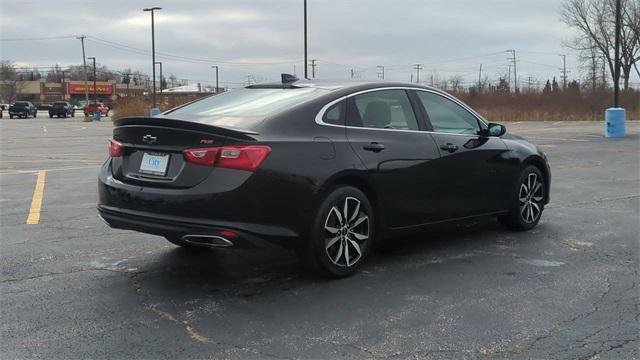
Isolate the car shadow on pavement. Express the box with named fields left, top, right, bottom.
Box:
left=136, top=217, right=520, bottom=296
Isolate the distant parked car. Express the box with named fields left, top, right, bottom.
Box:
left=49, top=101, right=75, bottom=118
left=84, top=103, right=109, bottom=116
left=0, top=104, right=8, bottom=118
left=9, top=101, right=37, bottom=118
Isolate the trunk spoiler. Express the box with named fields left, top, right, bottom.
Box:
left=114, top=116, right=259, bottom=140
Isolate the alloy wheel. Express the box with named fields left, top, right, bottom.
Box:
left=323, top=196, right=369, bottom=267
left=519, top=173, right=544, bottom=223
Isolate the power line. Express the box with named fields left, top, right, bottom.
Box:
left=0, top=35, right=77, bottom=41
left=86, top=36, right=300, bottom=66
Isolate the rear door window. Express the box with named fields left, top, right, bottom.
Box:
left=348, top=90, right=419, bottom=130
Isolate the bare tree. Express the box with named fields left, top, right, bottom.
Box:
left=561, top=0, right=639, bottom=89
left=0, top=60, right=22, bottom=103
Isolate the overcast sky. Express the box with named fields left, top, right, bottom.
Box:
left=1, top=0, right=590, bottom=89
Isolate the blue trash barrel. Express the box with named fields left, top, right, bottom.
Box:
left=93, top=111, right=101, bottom=121
left=605, top=108, right=625, bottom=138
left=150, top=107, right=161, bottom=117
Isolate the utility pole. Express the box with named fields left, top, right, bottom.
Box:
left=528, top=76, right=532, bottom=92
left=613, top=0, right=621, bottom=107
left=310, top=59, right=316, bottom=78
left=376, top=65, right=385, bottom=80
left=507, top=64, right=511, bottom=85
left=304, top=0, right=308, bottom=80
left=143, top=6, right=162, bottom=109
left=413, top=64, right=423, bottom=84
left=559, top=54, right=568, bottom=89
left=350, top=68, right=354, bottom=79
left=211, top=66, right=219, bottom=93
left=507, top=49, right=517, bottom=93
left=87, top=57, right=96, bottom=105
left=478, top=63, right=483, bottom=92
left=76, top=35, right=89, bottom=105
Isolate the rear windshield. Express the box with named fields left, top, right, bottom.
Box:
left=167, top=88, right=328, bottom=118
left=14, top=102, right=28, bottom=106
left=54, top=102, right=66, bottom=105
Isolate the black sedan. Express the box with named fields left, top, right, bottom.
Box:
left=98, top=77, right=550, bottom=277
left=49, top=101, right=75, bottom=118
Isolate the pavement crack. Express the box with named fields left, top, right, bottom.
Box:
left=0, top=266, right=129, bottom=283
left=547, top=194, right=640, bottom=209
left=129, top=272, right=289, bottom=359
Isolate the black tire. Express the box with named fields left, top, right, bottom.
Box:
left=499, top=165, right=546, bottom=231
left=49, top=114, right=53, bottom=118
left=33, top=111, right=37, bottom=118
left=165, top=236, right=201, bottom=249
left=9, top=115, right=13, bottom=119
left=71, top=111, right=75, bottom=117
left=302, top=186, right=374, bottom=277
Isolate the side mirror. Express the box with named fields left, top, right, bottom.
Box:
left=486, top=123, right=506, bottom=137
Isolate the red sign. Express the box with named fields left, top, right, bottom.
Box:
left=68, top=84, right=113, bottom=95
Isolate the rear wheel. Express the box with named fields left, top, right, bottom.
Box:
left=303, top=186, right=374, bottom=277
left=49, top=114, right=53, bottom=118
left=499, top=165, right=546, bottom=231
left=9, top=115, right=13, bottom=119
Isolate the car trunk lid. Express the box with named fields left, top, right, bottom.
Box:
left=111, top=117, right=259, bottom=188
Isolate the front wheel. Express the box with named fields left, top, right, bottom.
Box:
left=303, top=186, right=374, bottom=277
left=499, top=165, right=546, bottom=231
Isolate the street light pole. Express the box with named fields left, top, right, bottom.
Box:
left=613, top=0, right=621, bottom=107
left=155, top=61, right=163, bottom=94
left=87, top=57, right=96, bottom=105
left=304, top=0, right=308, bottom=80
left=143, top=7, right=162, bottom=109
left=211, top=66, right=219, bottom=93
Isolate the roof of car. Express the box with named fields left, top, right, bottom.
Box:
left=246, top=79, right=442, bottom=94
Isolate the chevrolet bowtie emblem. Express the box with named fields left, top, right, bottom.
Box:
left=142, top=135, right=157, bottom=144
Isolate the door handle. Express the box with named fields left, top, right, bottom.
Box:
left=440, top=143, right=459, bottom=153
left=363, top=142, right=385, bottom=152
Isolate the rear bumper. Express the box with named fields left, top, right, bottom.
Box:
left=97, top=205, right=294, bottom=249
left=97, top=159, right=314, bottom=249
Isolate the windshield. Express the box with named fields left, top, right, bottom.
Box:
left=167, top=87, right=328, bottom=119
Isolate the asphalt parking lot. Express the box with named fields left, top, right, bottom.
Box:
left=1, top=117, right=638, bottom=359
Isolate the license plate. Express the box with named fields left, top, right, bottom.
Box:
left=139, top=153, right=169, bottom=175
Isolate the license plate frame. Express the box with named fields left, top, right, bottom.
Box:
left=139, top=152, right=170, bottom=176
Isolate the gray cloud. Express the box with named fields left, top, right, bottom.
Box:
left=1, top=0, right=587, bottom=88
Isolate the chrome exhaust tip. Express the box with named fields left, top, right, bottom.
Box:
left=181, top=235, right=234, bottom=248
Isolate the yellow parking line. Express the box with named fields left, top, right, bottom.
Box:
left=26, top=170, right=46, bottom=225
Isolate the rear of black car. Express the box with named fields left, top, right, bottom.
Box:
left=49, top=102, right=72, bottom=117
left=98, top=87, right=331, bottom=249
left=9, top=102, right=33, bottom=118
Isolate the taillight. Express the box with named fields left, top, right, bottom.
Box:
left=183, top=147, right=219, bottom=167
left=183, top=145, right=271, bottom=172
left=108, top=139, right=123, bottom=157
